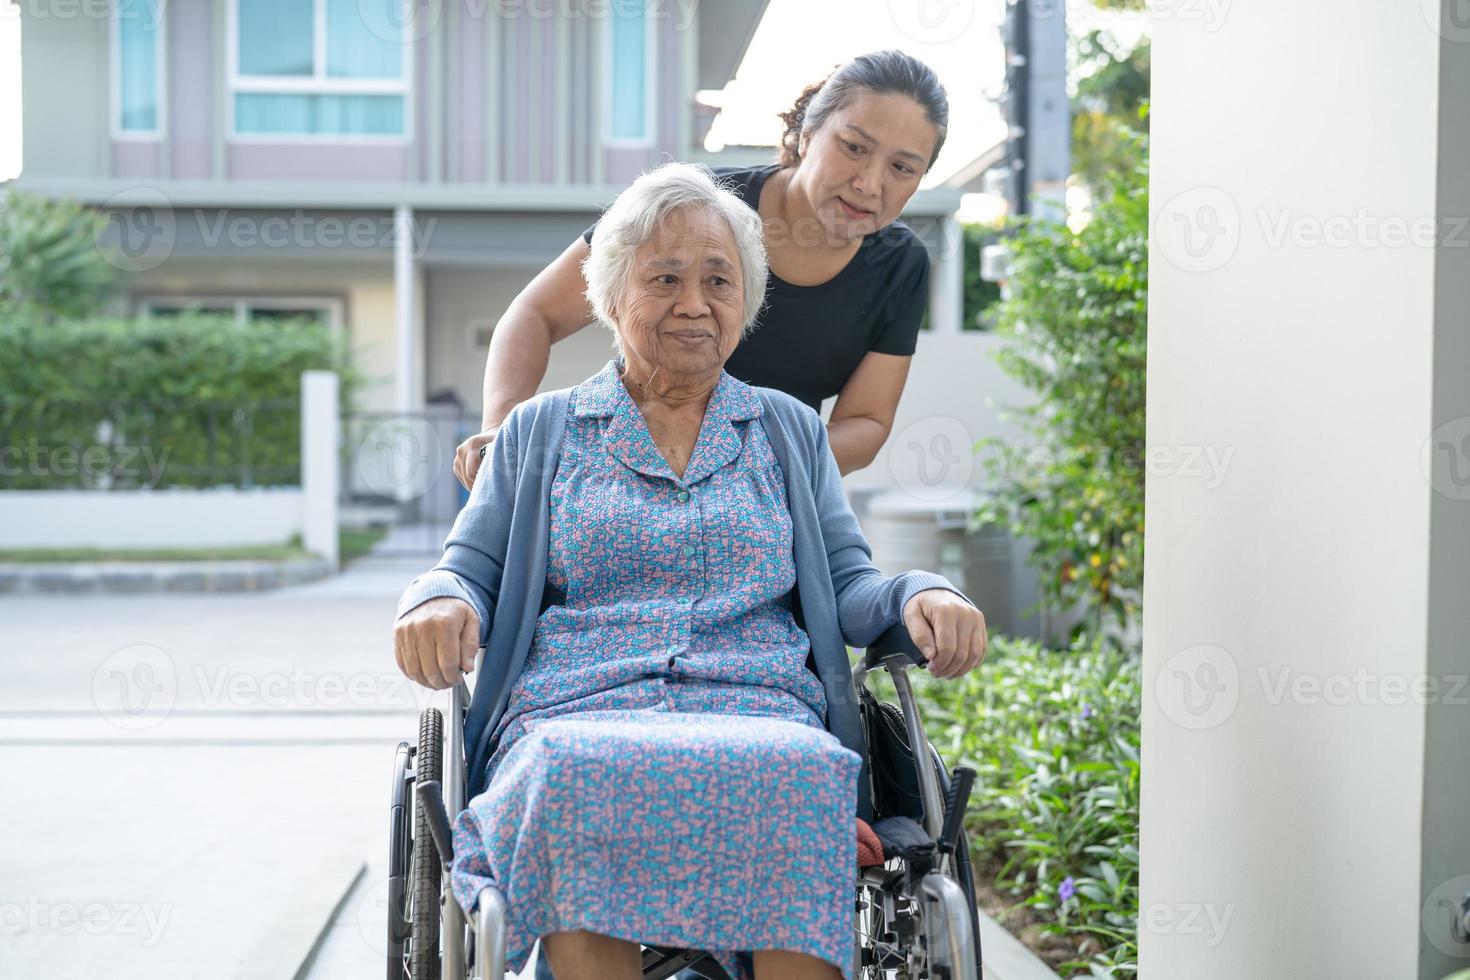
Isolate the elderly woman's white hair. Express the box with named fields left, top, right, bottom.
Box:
left=581, top=162, right=768, bottom=351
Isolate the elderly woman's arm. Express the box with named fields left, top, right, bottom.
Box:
left=394, top=414, right=522, bottom=688
left=805, top=413, right=988, bottom=677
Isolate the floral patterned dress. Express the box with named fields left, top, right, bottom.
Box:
left=447, top=359, right=862, bottom=980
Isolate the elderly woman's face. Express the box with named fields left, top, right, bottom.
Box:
left=612, top=206, right=745, bottom=379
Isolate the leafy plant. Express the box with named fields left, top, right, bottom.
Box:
left=977, top=123, right=1148, bottom=644
left=0, top=190, right=119, bottom=320
left=0, top=312, right=356, bottom=489
left=876, top=634, right=1142, bottom=976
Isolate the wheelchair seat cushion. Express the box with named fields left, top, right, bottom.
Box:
left=856, top=817, right=884, bottom=867
left=870, top=815, right=933, bottom=864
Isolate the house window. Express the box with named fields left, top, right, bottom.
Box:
left=229, top=0, right=410, bottom=138
left=139, top=296, right=344, bottom=332
left=112, top=0, right=166, bottom=137
left=605, top=0, right=655, bottom=144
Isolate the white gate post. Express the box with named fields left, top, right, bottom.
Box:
left=301, top=370, right=340, bottom=570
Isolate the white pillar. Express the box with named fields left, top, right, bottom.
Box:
left=927, top=215, right=965, bottom=335
left=394, top=203, right=419, bottom=416
left=1145, top=4, right=1470, bottom=979
left=300, top=370, right=340, bottom=570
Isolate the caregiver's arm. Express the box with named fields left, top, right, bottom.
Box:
left=807, top=413, right=986, bottom=677
left=452, top=237, right=597, bottom=490
left=827, top=351, right=912, bottom=475
left=397, top=413, right=522, bottom=689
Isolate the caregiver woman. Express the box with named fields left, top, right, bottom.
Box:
left=453, top=48, right=949, bottom=490
left=396, top=163, right=985, bottom=980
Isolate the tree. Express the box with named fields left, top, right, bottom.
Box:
left=0, top=190, right=118, bottom=321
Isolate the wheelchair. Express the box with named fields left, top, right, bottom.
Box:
left=386, top=621, right=984, bottom=980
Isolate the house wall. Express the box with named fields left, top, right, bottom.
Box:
left=18, top=6, right=111, bottom=178
left=21, top=0, right=697, bottom=186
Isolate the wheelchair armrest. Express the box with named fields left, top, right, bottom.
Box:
left=862, top=621, right=929, bottom=671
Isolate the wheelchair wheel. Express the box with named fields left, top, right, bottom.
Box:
left=409, top=708, right=444, bottom=979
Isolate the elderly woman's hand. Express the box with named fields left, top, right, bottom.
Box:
left=394, top=597, right=481, bottom=689
left=901, top=589, right=987, bottom=679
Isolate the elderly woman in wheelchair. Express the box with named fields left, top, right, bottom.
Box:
left=392, top=161, right=986, bottom=980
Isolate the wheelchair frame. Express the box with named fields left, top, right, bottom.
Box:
left=388, top=622, right=983, bottom=980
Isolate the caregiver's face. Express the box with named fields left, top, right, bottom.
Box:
left=798, top=90, right=937, bottom=243
left=612, top=206, right=746, bottom=380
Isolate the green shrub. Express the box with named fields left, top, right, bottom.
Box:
left=0, top=190, right=119, bottom=320
left=977, top=124, right=1149, bottom=644
left=0, top=313, right=354, bottom=489
left=885, top=634, right=1142, bottom=976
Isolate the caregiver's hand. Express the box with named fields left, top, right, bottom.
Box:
left=902, top=589, right=987, bottom=679
left=453, top=424, right=501, bottom=491
left=394, top=597, right=480, bottom=689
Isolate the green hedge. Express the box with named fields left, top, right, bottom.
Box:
left=0, top=314, right=354, bottom=489
left=878, top=634, right=1142, bottom=976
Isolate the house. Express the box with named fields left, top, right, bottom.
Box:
left=8, top=0, right=970, bottom=420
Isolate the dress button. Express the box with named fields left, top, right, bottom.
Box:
left=676, top=490, right=690, bottom=503
left=682, top=544, right=697, bottom=558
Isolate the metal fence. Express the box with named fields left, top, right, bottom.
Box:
left=339, top=406, right=478, bottom=556
left=0, top=397, right=302, bottom=490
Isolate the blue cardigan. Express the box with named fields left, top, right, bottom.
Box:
left=397, top=378, right=972, bottom=815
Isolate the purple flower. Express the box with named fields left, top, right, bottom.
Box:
left=1059, top=876, right=1076, bottom=902
left=1080, top=703, right=1093, bottom=720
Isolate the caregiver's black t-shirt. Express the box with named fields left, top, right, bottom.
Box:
left=581, top=163, right=930, bottom=415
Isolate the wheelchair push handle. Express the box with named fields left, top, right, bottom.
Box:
left=938, top=766, right=976, bottom=858
left=862, top=621, right=930, bottom=671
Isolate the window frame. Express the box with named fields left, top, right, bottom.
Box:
left=110, top=0, right=169, bottom=140
left=138, top=294, right=346, bottom=334
left=226, top=0, right=414, bottom=144
left=600, top=2, right=658, bottom=148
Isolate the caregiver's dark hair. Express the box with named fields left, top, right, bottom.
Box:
left=776, top=50, right=949, bottom=172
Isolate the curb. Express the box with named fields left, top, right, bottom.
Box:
left=0, top=556, right=333, bottom=594
left=977, top=905, right=1066, bottom=980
